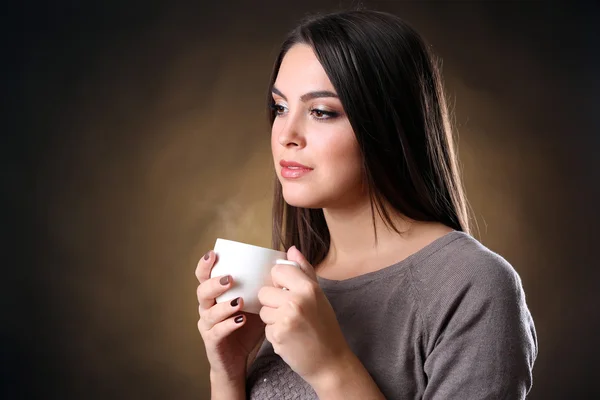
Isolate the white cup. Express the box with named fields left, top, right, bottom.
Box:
left=209, top=238, right=300, bottom=314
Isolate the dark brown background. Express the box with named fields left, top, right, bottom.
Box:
left=3, top=1, right=599, bottom=399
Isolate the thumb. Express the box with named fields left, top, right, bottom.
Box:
left=287, top=245, right=318, bottom=282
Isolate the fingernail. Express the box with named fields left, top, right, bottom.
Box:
left=230, top=297, right=239, bottom=307
left=203, top=252, right=210, bottom=260
left=234, top=315, right=244, bottom=324
left=220, top=275, right=230, bottom=285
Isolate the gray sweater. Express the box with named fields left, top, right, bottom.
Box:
left=246, top=231, right=537, bottom=399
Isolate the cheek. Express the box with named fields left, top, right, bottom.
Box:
left=323, top=129, right=359, bottom=163
left=319, top=132, right=362, bottom=181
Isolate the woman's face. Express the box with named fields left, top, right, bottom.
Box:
left=271, top=44, right=364, bottom=209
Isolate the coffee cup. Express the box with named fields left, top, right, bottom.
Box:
left=209, top=238, right=300, bottom=314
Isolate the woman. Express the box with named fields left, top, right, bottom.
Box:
left=195, top=10, right=537, bottom=400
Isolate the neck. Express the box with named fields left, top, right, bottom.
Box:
left=318, top=197, right=454, bottom=276
left=320, top=198, right=409, bottom=266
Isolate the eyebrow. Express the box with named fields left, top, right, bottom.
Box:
left=272, top=86, right=339, bottom=102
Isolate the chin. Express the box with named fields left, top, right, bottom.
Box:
left=281, top=185, right=326, bottom=209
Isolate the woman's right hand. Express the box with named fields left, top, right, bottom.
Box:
left=196, top=250, right=266, bottom=381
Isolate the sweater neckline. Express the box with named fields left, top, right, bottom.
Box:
left=317, top=230, right=466, bottom=292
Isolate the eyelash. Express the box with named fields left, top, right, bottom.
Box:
left=269, top=103, right=339, bottom=121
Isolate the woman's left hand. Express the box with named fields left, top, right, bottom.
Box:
left=257, top=246, right=351, bottom=386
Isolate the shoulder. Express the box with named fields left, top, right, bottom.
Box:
left=410, top=231, right=524, bottom=303
left=412, top=232, right=538, bottom=398
left=408, top=231, right=535, bottom=342
left=409, top=231, right=536, bottom=351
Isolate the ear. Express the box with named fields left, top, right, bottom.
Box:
left=286, top=246, right=318, bottom=282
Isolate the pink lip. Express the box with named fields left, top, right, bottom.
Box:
left=280, top=160, right=312, bottom=169
left=280, top=159, right=313, bottom=179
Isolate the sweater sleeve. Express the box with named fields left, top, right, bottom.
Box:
left=420, top=252, right=538, bottom=399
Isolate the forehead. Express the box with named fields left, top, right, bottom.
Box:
left=275, top=44, right=334, bottom=91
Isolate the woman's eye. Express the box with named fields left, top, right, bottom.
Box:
left=271, top=104, right=287, bottom=116
left=310, top=108, right=338, bottom=120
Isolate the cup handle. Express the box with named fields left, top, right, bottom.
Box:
left=275, top=259, right=300, bottom=268
left=275, top=259, right=301, bottom=290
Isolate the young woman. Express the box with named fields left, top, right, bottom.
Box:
left=195, top=10, right=537, bottom=400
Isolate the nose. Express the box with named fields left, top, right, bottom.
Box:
left=275, top=113, right=306, bottom=148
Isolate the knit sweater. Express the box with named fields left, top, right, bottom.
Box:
left=246, top=231, right=538, bottom=399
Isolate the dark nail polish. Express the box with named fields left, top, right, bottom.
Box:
left=234, top=315, right=244, bottom=324
left=220, top=276, right=230, bottom=285
left=230, top=297, right=239, bottom=307
left=203, top=252, right=210, bottom=260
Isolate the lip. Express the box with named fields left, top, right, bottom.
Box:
left=280, top=160, right=312, bottom=169
left=279, top=159, right=313, bottom=179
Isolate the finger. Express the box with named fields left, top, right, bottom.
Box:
left=258, top=285, right=292, bottom=308
left=197, top=274, right=233, bottom=311
left=259, top=305, right=278, bottom=325
left=265, top=324, right=281, bottom=346
left=195, top=250, right=215, bottom=283
left=271, top=263, right=316, bottom=293
left=200, top=314, right=246, bottom=340
left=199, top=296, right=244, bottom=331
left=205, top=313, right=247, bottom=340
left=287, top=246, right=318, bottom=281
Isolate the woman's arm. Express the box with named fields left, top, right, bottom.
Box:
left=209, top=371, right=245, bottom=400
left=309, top=350, right=386, bottom=400
left=210, top=335, right=265, bottom=400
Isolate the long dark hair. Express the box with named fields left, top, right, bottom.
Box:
left=268, top=10, right=472, bottom=266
